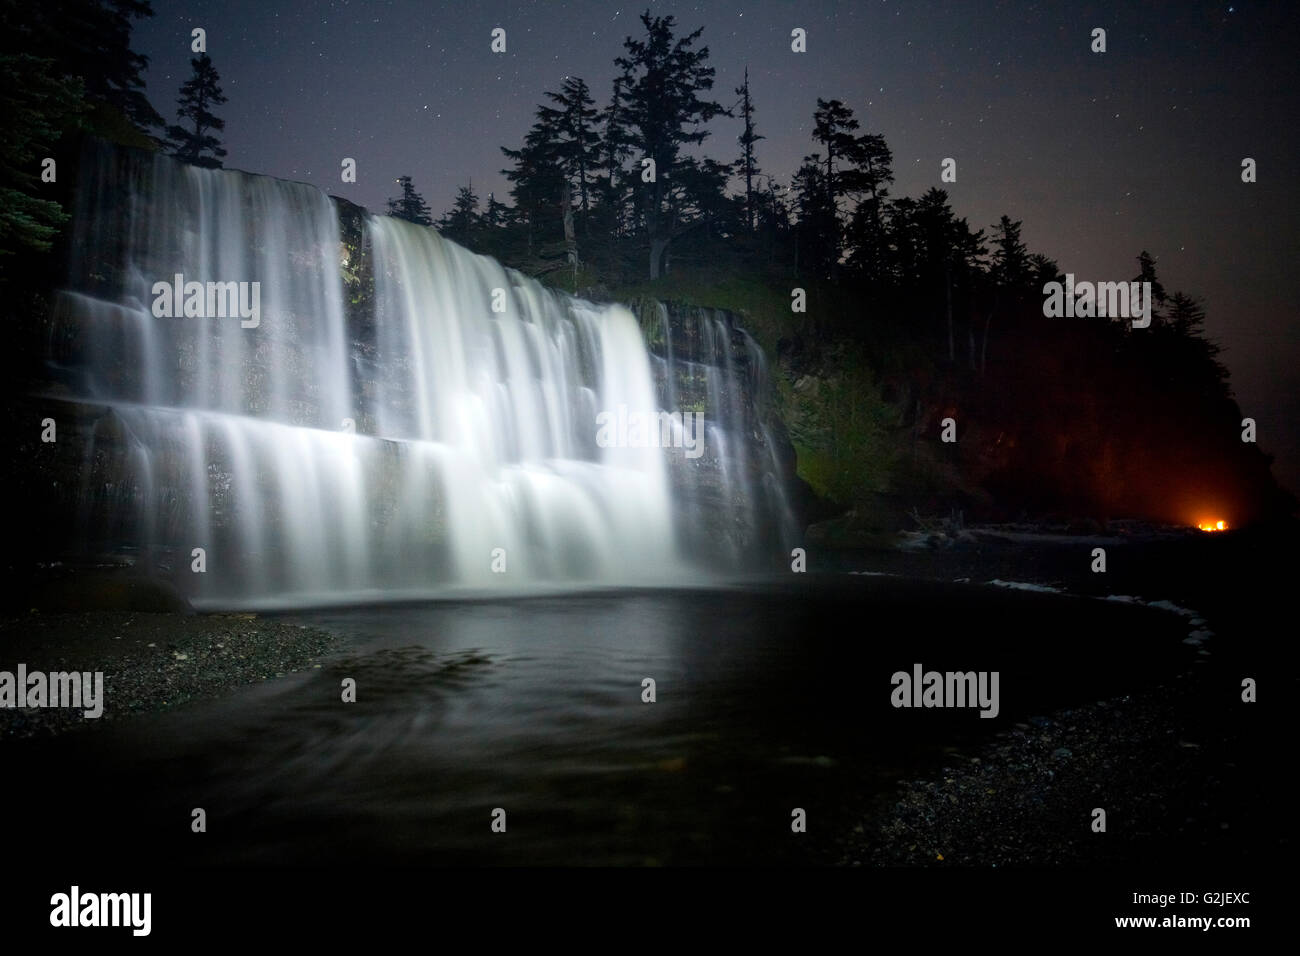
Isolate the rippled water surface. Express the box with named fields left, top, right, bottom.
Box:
left=5, top=578, right=1191, bottom=865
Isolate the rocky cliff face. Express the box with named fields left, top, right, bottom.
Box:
left=626, top=298, right=800, bottom=565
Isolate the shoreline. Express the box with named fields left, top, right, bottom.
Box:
left=838, top=665, right=1263, bottom=867
left=0, top=529, right=1278, bottom=869
left=0, top=610, right=342, bottom=739
left=818, top=526, right=1280, bottom=868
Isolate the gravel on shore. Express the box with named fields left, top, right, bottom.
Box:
left=836, top=670, right=1264, bottom=867
left=0, top=610, right=342, bottom=739
left=824, top=526, right=1279, bottom=869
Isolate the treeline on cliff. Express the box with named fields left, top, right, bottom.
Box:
left=422, top=10, right=1287, bottom=527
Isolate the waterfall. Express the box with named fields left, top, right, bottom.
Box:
left=641, top=302, right=800, bottom=564
left=48, top=143, right=793, bottom=606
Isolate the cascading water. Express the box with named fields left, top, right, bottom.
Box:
left=641, top=301, right=801, bottom=563
left=47, top=143, right=793, bottom=606
left=364, top=215, right=676, bottom=586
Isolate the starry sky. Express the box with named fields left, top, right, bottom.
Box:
left=133, top=0, right=1300, bottom=490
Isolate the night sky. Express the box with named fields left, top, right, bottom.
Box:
left=132, top=0, right=1299, bottom=490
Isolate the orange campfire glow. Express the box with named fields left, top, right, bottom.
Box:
left=1197, top=520, right=1227, bottom=532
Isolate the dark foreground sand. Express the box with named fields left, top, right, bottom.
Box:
left=0, top=610, right=341, bottom=739
left=824, top=524, right=1281, bottom=868
left=838, top=668, right=1265, bottom=867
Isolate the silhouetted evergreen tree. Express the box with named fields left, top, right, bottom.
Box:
left=166, top=53, right=226, bottom=168
left=1133, top=250, right=1168, bottom=325
left=811, top=98, right=893, bottom=272
left=538, top=77, right=602, bottom=224
left=915, top=191, right=986, bottom=364
left=438, top=183, right=481, bottom=243
left=453, top=183, right=481, bottom=226
left=614, top=10, right=728, bottom=278
left=664, top=155, right=737, bottom=257
left=0, top=0, right=160, bottom=272
left=979, top=215, right=1031, bottom=367
left=595, top=76, right=634, bottom=238
left=1029, top=253, right=1063, bottom=289
left=792, top=158, right=836, bottom=278
left=990, top=216, right=1030, bottom=292
left=502, top=118, right=566, bottom=257
left=0, top=54, right=85, bottom=267
left=482, top=192, right=509, bottom=231
left=843, top=190, right=891, bottom=284
left=386, top=176, right=433, bottom=227
left=753, top=176, right=791, bottom=267
left=1, top=0, right=163, bottom=142
left=734, top=67, right=763, bottom=232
